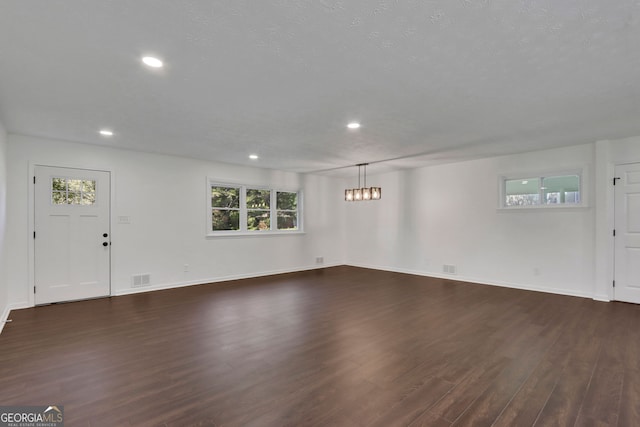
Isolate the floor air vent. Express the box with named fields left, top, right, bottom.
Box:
left=443, top=264, right=457, bottom=274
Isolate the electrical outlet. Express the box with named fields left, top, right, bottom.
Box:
left=315, top=257, right=324, bottom=264
left=183, top=264, right=189, bottom=273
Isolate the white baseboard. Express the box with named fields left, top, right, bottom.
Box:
left=346, top=262, right=596, bottom=300
left=113, top=263, right=342, bottom=297
left=0, top=302, right=28, bottom=334
left=0, top=304, right=10, bottom=335
left=3, top=262, right=603, bottom=337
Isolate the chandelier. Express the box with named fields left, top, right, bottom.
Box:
left=345, top=163, right=381, bottom=201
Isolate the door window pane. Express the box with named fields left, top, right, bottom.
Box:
left=52, top=191, right=67, bottom=204
left=68, top=192, right=81, bottom=204
left=52, top=178, right=66, bottom=191
left=51, top=177, right=96, bottom=205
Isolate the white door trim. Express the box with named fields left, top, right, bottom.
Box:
left=613, top=161, right=640, bottom=303
left=593, top=139, right=640, bottom=303
left=28, top=162, right=115, bottom=307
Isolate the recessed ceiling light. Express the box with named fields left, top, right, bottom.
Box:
left=249, top=154, right=259, bottom=160
left=99, top=129, right=114, bottom=137
left=347, top=122, right=361, bottom=129
left=142, top=56, right=163, bottom=68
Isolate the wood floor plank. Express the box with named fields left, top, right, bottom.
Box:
left=617, top=306, right=640, bottom=427
left=0, top=266, right=638, bottom=426
left=573, top=367, right=623, bottom=427
left=491, top=296, right=585, bottom=426
left=428, top=356, right=511, bottom=422
left=491, top=358, right=562, bottom=427
left=409, top=410, right=452, bottom=427
left=532, top=362, right=598, bottom=427
left=619, top=368, right=640, bottom=427
left=449, top=352, right=542, bottom=426
left=367, top=376, right=455, bottom=427
left=573, top=304, right=628, bottom=427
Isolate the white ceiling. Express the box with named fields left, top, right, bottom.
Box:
left=1, top=1, right=639, bottom=176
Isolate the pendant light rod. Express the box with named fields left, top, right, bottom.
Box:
left=364, top=164, right=367, bottom=188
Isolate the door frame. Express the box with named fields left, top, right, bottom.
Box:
left=592, top=142, right=640, bottom=303
left=612, top=161, right=640, bottom=302
left=28, top=162, right=114, bottom=307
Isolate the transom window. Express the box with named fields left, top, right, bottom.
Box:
left=502, top=173, right=581, bottom=208
left=52, top=177, right=96, bottom=205
left=210, top=182, right=301, bottom=234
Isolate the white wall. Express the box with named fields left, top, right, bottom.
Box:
left=346, top=143, right=598, bottom=298
left=6, top=134, right=345, bottom=307
left=5, top=132, right=640, bottom=313
left=0, top=122, right=8, bottom=331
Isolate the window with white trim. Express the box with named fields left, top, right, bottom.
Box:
left=209, top=182, right=301, bottom=234
left=276, top=191, right=298, bottom=230
left=501, top=173, right=581, bottom=208
left=211, top=186, right=241, bottom=231
left=246, top=188, right=271, bottom=231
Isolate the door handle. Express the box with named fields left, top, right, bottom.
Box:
left=103, top=242, right=109, bottom=247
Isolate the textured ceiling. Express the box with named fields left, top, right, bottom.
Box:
left=0, top=1, right=639, bottom=176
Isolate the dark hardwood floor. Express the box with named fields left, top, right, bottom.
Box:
left=1, top=266, right=639, bottom=426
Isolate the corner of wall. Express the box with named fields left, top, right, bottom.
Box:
left=593, top=140, right=614, bottom=301
left=344, top=144, right=600, bottom=300
left=0, top=121, right=9, bottom=331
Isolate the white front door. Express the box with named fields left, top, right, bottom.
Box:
left=34, top=166, right=111, bottom=304
left=614, top=162, right=640, bottom=303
